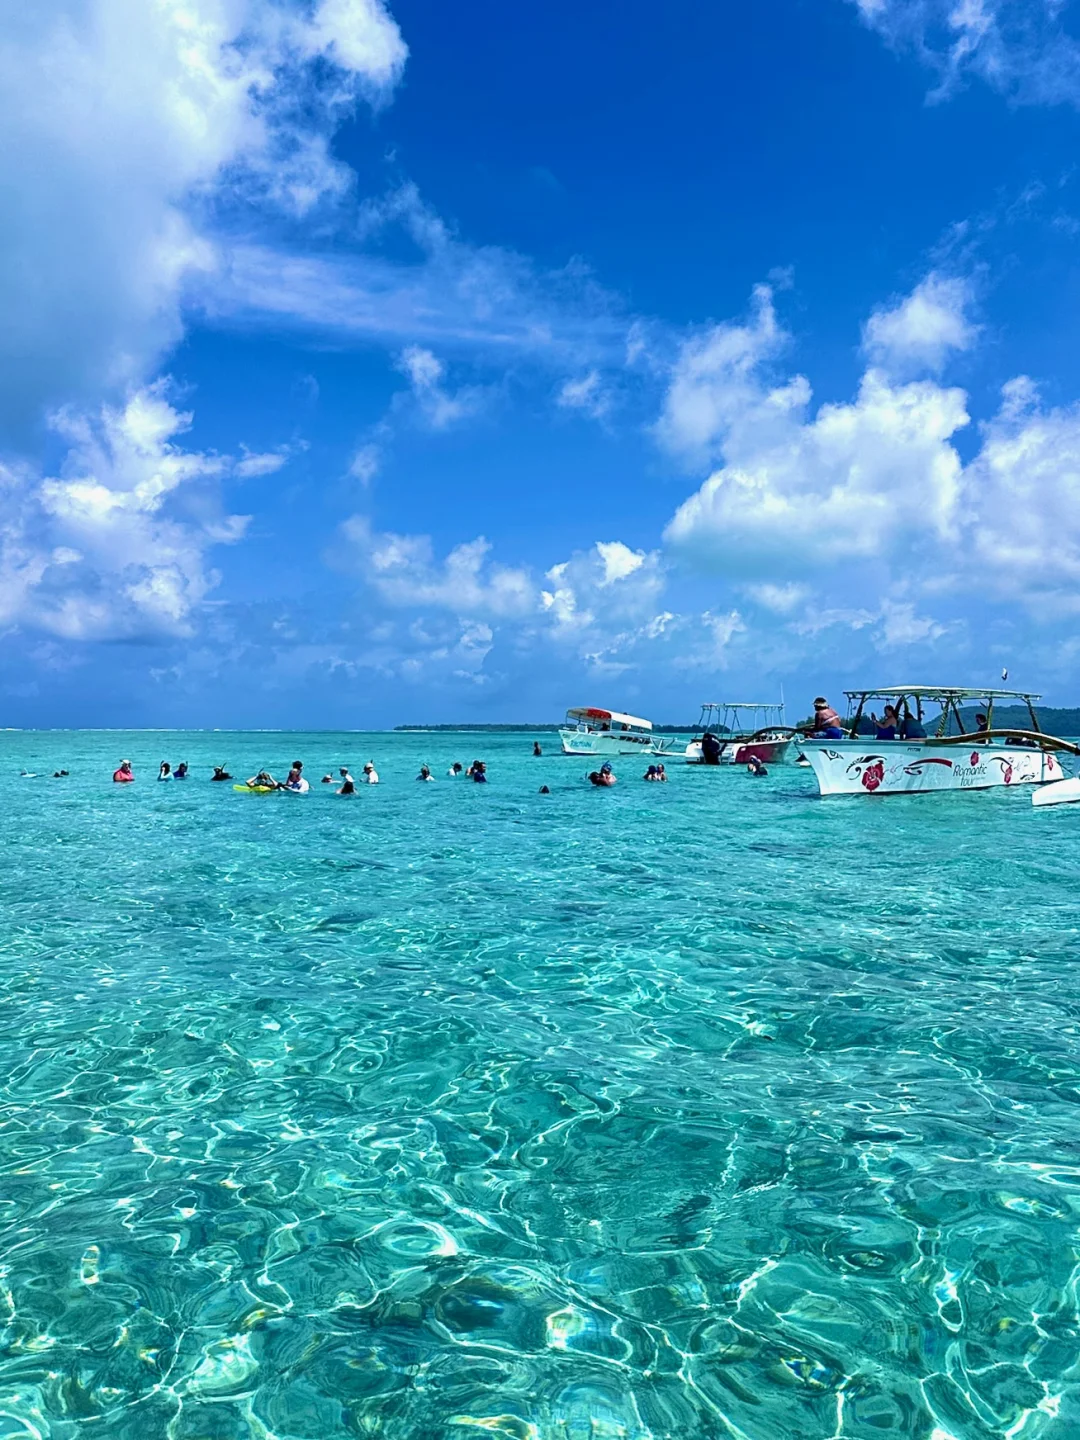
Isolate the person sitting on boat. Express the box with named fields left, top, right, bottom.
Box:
left=975, top=713, right=989, bottom=733
left=871, top=704, right=899, bottom=740
left=811, top=697, right=844, bottom=739
left=700, top=731, right=723, bottom=765
left=899, top=712, right=926, bottom=739
left=247, top=770, right=276, bottom=788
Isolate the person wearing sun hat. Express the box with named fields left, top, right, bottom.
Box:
left=360, top=761, right=379, bottom=784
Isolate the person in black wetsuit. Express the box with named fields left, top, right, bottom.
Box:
left=700, top=731, right=723, bottom=765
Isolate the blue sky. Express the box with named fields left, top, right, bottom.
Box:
left=5, top=0, right=1080, bottom=726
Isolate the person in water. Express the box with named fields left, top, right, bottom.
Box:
left=533, top=741, right=542, bottom=757
left=417, top=764, right=435, bottom=782
left=52, top=770, right=69, bottom=778
left=321, top=773, right=334, bottom=784
left=700, top=731, right=723, bottom=765
left=113, top=760, right=134, bottom=783
left=470, top=761, right=488, bottom=783
left=175, top=762, right=188, bottom=779
left=280, top=761, right=306, bottom=792
left=811, top=697, right=844, bottom=739
left=644, top=764, right=659, bottom=781
left=360, top=762, right=379, bottom=784
left=338, top=767, right=355, bottom=795
left=871, top=703, right=899, bottom=740
left=746, top=754, right=768, bottom=776
left=588, top=762, right=616, bottom=787
left=656, top=763, right=667, bottom=781
left=158, top=761, right=172, bottom=781
left=211, top=765, right=232, bottom=781
left=448, top=762, right=464, bottom=776
left=539, top=784, right=551, bottom=794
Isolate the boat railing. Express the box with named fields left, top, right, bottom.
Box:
left=933, top=729, right=1080, bottom=756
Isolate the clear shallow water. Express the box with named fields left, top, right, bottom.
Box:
left=2, top=730, right=1080, bottom=1439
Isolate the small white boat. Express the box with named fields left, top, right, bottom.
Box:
left=801, top=686, right=1078, bottom=797
left=559, top=707, right=674, bottom=757
left=1033, top=777, right=1080, bottom=807
left=684, top=702, right=795, bottom=766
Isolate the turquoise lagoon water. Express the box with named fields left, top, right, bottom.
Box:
left=2, top=729, right=1080, bottom=1439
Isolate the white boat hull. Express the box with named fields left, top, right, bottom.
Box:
left=802, top=740, right=1062, bottom=796
left=685, top=734, right=795, bottom=766
left=559, top=728, right=673, bottom=757
left=1033, top=776, right=1080, bottom=807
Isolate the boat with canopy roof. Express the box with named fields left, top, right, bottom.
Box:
left=800, top=686, right=1079, bottom=796
left=559, top=707, right=675, bottom=757
left=684, top=702, right=795, bottom=766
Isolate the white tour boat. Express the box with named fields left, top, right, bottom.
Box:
left=685, top=702, right=795, bottom=766
left=559, top=707, right=674, bottom=757
left=800, top=686, right=1078, bottom=797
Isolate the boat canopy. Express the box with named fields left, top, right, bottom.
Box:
left=840, top=685, right=1043, bottom=739
left=844, top=686, right=1041, bottom=703
left=564, top=707, right=653, bottom=731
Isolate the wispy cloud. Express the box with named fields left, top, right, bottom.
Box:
left=846, top=0, right=1080, bottom=108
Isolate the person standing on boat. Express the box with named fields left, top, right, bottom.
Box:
left=811, top=698, right=844, bottom=739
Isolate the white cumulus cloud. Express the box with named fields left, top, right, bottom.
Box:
left=863, top=272, right=978, bottom=374
left=1, top=383, right=255, bottom=639
left=0, top=0, right=407, bottom=433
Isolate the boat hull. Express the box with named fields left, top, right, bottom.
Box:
left=685, top=735, right=794, bottom=766
left=559, top=728, right=673, bottom=757
left=802, top=739, right=1062, bottom=796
